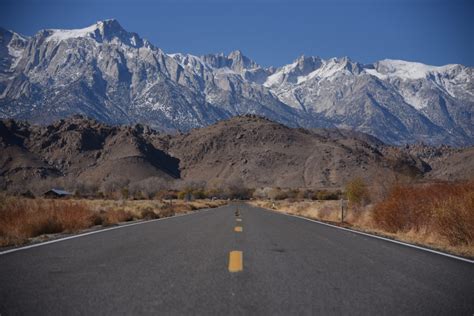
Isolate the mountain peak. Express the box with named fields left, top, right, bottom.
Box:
left=294, top=55, right=322, bottom=73
left=368, top=59, right=461, bottom=80
left=0, top=27, right=28, bottom=41
left=92, top=19, right=128, bottom=36
left=227, top=50, right=259, bottom=71
left=228, top=49, right=243, bottom=57
left=201, top=50, right=260, bottom=71
left=42, top=19, right=146, bottom=48
left=1, top=22, right=473, bottom=147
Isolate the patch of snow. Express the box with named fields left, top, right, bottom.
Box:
left=46, top=23, right=99, bottom=42
left=264, top=58, right=350, bottom=87
left=369, top=59, right=458, bottom=81
left=168, top=53, right=214, bottom=73
left=6, top=32, right=28, bottom=70
left=7, top=44, right=23, bottom=70
left=263, top=61, right=298, bottom=87
left=400, top=92, right=427, bottom=110
left=214, top=67, right=237, bottom=75
left=364, top=68, right=385, bottom=80
left=300, top=58, right=348, bottom=83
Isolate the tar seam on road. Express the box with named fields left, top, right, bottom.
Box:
left=260, top=208, right=474, bottom=264
left=234, top=226, right=243, bottom=232
left=228, top=251, right=243, bottom=272
left=0, top=209, right=214, bottom=256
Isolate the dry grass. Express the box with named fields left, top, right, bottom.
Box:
left=101, top=209, right=134, bottom=226
left=251, top=181, right=474, bottom=258
left=252, top=199, right=343, bottom=222
left=0, top=197, right=96, bottom=246
left=0, top=195, right=226, bottom=247
left=79, top=199, right=224, bottom=218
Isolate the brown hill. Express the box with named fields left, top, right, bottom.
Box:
left=165, top=116, right=428, bottom=188
left=0, top=116, right=179, bottom=194
left=0, top=115, right=472, bottom=195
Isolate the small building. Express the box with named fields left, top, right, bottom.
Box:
left=43, top=188, right=73, bottom=198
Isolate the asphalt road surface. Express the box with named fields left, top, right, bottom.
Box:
left=1, top=203, right=473, bottom=315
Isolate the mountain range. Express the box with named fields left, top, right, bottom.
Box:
left=3, top=115, right=472, bottom=194
left=1, top=19, right=473, bottom=146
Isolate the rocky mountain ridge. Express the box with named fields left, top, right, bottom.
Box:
left=1, top=115, right=472, bottom=194
left=0, top=19, right=473, bottom=145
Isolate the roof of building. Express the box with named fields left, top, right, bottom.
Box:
left=45, top=188, right=73, bottom=196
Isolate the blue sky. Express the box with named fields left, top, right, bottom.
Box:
left=1, top=0, right=473, bottom=67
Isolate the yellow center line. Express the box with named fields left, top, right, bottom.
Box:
left=234, top=226, right=243, bottom=232
left=228, top=251, right=243, bottom=272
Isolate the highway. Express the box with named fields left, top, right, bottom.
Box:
left=1, top=203, right=473, bottom=315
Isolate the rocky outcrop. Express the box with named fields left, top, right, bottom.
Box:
left=2, top=115, right=470, bottom=194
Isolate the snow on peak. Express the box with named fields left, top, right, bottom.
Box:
left=46, top=23, right=101, bottom=42
left=44, top=19, right=140, bottom=45
left=365, top=59, right=458, bottom=80
left=263, top=56, right=356, bottom=87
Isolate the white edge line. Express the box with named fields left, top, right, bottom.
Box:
left=0, top=208, right=214, bottom=256
left=256, top=206, right=474, bottom=264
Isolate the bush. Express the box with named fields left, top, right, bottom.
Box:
left=205, top=188, right=225, bottom=199
left=0, top=197, right=96, bottom=246
left=312, top=190, right=341, bottom=201
left=176, top=184, right=208, bottom=200
left=345, top=178, right=370, bottom=206
left=192, top=189, right=207, bottom=199
left=226, top=186, right=253, bottom=200
left=159, top=203, right=175, bottom=218
left=132, top=190, right=146, bottom=200
left=373, top=181, right=474, bottom=245
left=121, top=187, right=129, bottom=200
left=267, top=188, right=288, bottom=200
left=102, top=209, right=134, bottom=226
left=140, top=208, right=159, bottom=220
left=155, top=190, right=178, bottom=200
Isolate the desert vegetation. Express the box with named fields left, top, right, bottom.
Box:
left=372, top=181, right=474, bottom=247
left=2, top=174, right=473, bottom=258
left=252, top=179, right=474, bottom=258
left=0, top=194, right=225, bottom=247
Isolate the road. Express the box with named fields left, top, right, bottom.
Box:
left=1, top=203, right=473, bottom=315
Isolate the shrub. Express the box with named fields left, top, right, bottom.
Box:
left=205, top=188, right=225, bottom=199
left=176, top=184, right=209, bottom=200
left=226, top=187, right=253, bottom=200
left=0, top=197, right=96, bottom=246
left=102, top=209, right=134, bottom=226
left=140, top=208, right=159, bottom=220
left=159, top=203, right=175, bottom=218
left=373, top=181, right=474, bottom=245
left=121, top=187, right=129, bottom=200
left=312, top=190, right=341, bottom=201
left=345, top=178, right=370, bottom=206
left=132, top=190, right=145, bottom=200
left=192, top=189, right=207, bottom=199
left=267, top=188, right=288, bottom=200
left=155, top=190, right=178, bottom=200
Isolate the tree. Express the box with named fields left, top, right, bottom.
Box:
left=345, top=178, right=370, bottom=206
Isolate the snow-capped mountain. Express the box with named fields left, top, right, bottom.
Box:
left=1, top=19, right=473, bottom=145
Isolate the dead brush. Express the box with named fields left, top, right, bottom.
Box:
left=140, top=207, right=159, bottom=220
left=0, top=197, right=96, bottom=246
left=373, top=181, right=474, bottom=246
left=159, top=203, right=176, bottom=218
left=101, top=209, right=134, bottom=226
